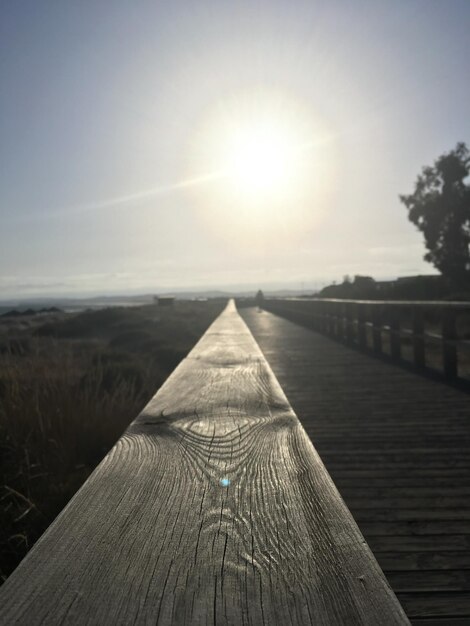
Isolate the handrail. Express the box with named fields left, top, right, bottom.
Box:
left=262, top=298, right=470, bottom=381
left=274, top=297, right=470, bottom=308
left=0, top=300, right=408, bottom=625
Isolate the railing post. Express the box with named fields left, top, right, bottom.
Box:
left=358, top=304, right=366, bottom=350
left=390, top=307, right=401, bottom=360
left=332, top=303, right=337, bottom=337
left=412, top=307, right=425, bottom=368
left=333, top=303, right=338, bottom=337
left=345, top=303, right=354, bottom=344
left=442, top=308, right=457, bottom=380
left=322, top=302, right=328, bottom=335
left=312, top=301, right=320, bottom=331
left=327, top=302, right=334, bottom=336
left=337, top=302, right=344, bottom=341
left=372, top=305, right=382, bottom=354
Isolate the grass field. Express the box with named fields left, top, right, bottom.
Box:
left=0, top=299, right=225, bottom=582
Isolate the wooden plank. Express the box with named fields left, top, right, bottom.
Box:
left=317, top=448, right=470, bottom=456
left=397, top=592, right=470, bottom=617
left=367, top=535, right=470, bottom=553
left=345, top=497, right=470, bottom=509
left=0, top=300, right=408, bottom=625
left=386, top=570, right=470, bottom=593
left=240, top=307, right=470, bottom=621
left=411, top=615, right=469, bottom=626
left=326, top=462, right=470, bottom=470
left=331, top=468, right=470, bottom=479
left=340, top=488, right=470, bottom=499
left=268, top=297, right=470, bottom=309
left=336, top=477, right=470, bottom=489
left=359, top=521, right=470, bottom=537
left=353, top=509, right=470, bottom=522
left=376, top=551, right=470, bottom=571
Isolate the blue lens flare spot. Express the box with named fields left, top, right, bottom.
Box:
left=220, top=478, right=230, bottom=487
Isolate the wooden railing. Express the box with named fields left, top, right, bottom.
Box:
left=262, top=298, right=470, bottom=382
left=0, top=300, right=408, bottom=625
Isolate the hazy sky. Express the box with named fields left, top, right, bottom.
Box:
left=1, top=1, right=469, bottom=298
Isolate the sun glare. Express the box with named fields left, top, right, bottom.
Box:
left=186, top=89, right=335, bottom=246
left=226, top=124, right=296, bottom=196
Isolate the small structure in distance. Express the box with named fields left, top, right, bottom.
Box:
left=154, top=295, right=175, bottom=307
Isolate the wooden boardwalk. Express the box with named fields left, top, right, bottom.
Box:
left=0, top=301, right=407, bottom=625
left=241, top=307, right=470, bottom=625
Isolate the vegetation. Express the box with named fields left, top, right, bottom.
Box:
left=0, top=299, right=225, bottom=582
left=317, top=274, right=460, bottom=301
left=400, top=142, right=470, bottom=286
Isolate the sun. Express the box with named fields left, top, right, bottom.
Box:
left=225, top=122, right=296, bottom=197
left=186, top=89, right=335, bottom=245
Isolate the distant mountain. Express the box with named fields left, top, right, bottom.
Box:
left=0, top=287, right=313, bottom=312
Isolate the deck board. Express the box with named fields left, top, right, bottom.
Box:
left=240, top=307, right=470, bottom=624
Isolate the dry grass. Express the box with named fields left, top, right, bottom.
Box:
left=0, top=300, right=225, bottom=581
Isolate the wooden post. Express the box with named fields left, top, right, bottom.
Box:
left=331, top=302, right=337, bottom=337
left=390, top=307, right=401, bottom=360
left=327, top=302, right=334, bottom=336
left=317, top=301, right=324, bottom=332
left=357, top=304, right=367, bottom=350
left=322, top=301, right=329, bottom=334
left=346, top=303, right=354, bottom=344
left=442, top=308, right=458, bottom=379
left=412, top=307, right=425, bottom=368
left=311, top=303, right=318, bottom=331
left=337, top=302, right=345, bottom=341
left=331, top=303, right=337, bottom=337
left=372, top=306, right=382, bottom=354
left=325, top=302, right=331, bottom=335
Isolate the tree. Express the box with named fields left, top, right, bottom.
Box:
left=255, top=289, right=264, bottom=304
left=400, top=143, right=470, bottom=286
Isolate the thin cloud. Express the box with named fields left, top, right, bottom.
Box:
left=7, top=170, right=226, bottom=224
left=45, top=170, right=227, bottom=219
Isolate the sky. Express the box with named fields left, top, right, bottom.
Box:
left=1, top=0, right=469, bottom=298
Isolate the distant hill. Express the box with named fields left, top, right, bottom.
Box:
left=0, top=288, right=311, bottom=313
left=0, top=307, right=62, bottom=318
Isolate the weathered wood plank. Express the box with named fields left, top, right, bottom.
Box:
left=337, top=478, right=470, bottom=489
left=386, top=570, right=470, bottom=593
left=411, top=615, right=469, bottom=626
left=345, top=497, right=470, bottom=509
left=359, top=521, right=470, bottom=537
left=240, top=306, right=470, bottom=622
left=352, top=509, right=470, bottom=522
left=373, top=551, right=470, bottom=571
left=340, top=488, right=470, bottom=498
left=397, top=592, right=470, bottom=617
left=0, top=301, right=408, bottom=625
left=367, top=535, right=470, bottom=553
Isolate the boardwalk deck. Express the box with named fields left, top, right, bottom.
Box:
left=0, top=301, right=407, bottom=625
left=240, top=306, right=470, bottom=625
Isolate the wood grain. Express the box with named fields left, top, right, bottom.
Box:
left=0, top=301, right=408, bottom=625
